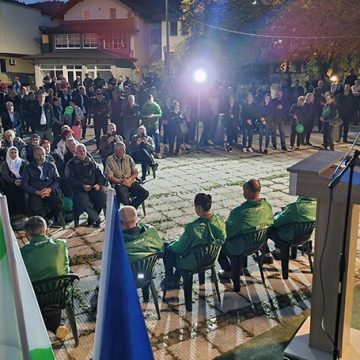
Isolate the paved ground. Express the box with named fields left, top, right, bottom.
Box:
left=16, top=124, right=360, bottom=359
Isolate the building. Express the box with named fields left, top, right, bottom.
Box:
left=27, top=0, right=185, bottom=86
left=0, top=0, right=52, bottom=85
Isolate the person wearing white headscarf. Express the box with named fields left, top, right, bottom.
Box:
left=0, top=146, right=26, bottom=216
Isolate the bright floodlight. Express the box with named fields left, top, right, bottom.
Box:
left=194, top=69, right=207, bottom=83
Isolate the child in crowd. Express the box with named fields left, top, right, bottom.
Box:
left=71, top=119, right=82, bottom=140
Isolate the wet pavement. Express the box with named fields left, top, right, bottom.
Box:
left=16, top=124, right=360, bottom=359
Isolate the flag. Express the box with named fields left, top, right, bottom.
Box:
left=93, top=189, right=153, bottom=360
left=0, top=196, right=54, bottom=360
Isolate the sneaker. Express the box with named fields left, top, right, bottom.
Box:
left=259, top=148, right=263, bottom=154
left=290, top=146, right=294, bottom=150
left=248, top=147, right=253, bottom=153
left=185, top=143, right=192, bottom=150
left=281, top=146, right=288, bottom=152
left=217, top=270, right=232, bottom=280
left=93, top=220, right=101, bottom=228
left=154, top=153, right=162, bottom=159
left=306, top=142, right=313, bottom=146
left=243, top=148, right=247, bottom=153
left=295, top=146, right=300, bottom=150
left=272, top=146, right=277, bottom=150
left=228, top=146, right=232, bottom=152
left=263, top=149, right=268, bottom=154
left=207, top=139, right=214, bottom=145
left=55, top=325, right=70, bottom=342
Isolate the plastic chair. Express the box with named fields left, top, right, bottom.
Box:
left=130, top=254, right=161, bottom=319
left=226, top=228, right=270, bottom=292
left=32, top=274, right=80, bottom=346
left=273, top=221, right=315, bottom=279
left=163, top=243, right=222, bottom=312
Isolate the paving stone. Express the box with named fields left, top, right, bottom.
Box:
left=53, top=346, right=69, bottom=360
left=68, top=245, right=94, bottom=258
left=71, top=264, right=94, bottom=278
left=66, top=332, right=94, bottom=359
left=66, top=237, right=86, bottom=248
left=167, top=335, right=221, bottom=360
left=273, top=305, right=305, bottom=322
left=239, top=315, right=279, bottom=336
left=153, top=348, right=175, bottom=360
left=213, top=291, right=251, bottom=314
left=91, top=242, right=104, bottom=253
left=237, top=280, right=279, bottom=305
left=206, top=324, right=252, bottom=353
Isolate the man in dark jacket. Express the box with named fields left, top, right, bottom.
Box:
left=65, top=144, right=106, bottom=227
left=73, top=86, right=91, bottom=139
left=29, top=92, right=54, bottom=141
left=91, top=89, right=109, bottom=149
left=270, top=90, right=288, bottom=151
left=21, top=146, right=63, bottom=222
left=1, top=101, right=22, bottom=134
left=337, top=84, right=354, bottom=143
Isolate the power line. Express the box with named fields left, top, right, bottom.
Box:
left=169, top=4, right=360, bottom=40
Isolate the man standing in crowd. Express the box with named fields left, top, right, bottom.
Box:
left=271, top=90, right=288, bottom=151
left=337, top=83, right=354, bottom=143
left=29, top=92, right=54, bottom=141
left=123, top=94, right=141, bottom=145
left=141, top=94, right=162, bottom=158
left=91, top=89, right=109, bottom=149
left=1, top=101, right=22, bottom=134
left=21, top=216, right=70, bottom=341
left=105, top=141, right=149, bottom=209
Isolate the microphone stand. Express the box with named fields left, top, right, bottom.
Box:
left=328, top=149, right=360, bottom=360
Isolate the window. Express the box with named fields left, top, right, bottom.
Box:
left=83, top=33, right=98, bottom=48
left=0, top=59, right=6, bottom=72
left=110, top=8, right=116, bottom=19
left=170, top=21, right=178, bottom=36
left=104, top=34, right=125, bottom=49
left=84, top=10, right=90, bottom=20
left=42, top=34, right=49, bottom=44
left=55, top=34, right=81, bottom=49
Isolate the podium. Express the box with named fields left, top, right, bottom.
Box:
left=284, top=151, right=360, bottom=360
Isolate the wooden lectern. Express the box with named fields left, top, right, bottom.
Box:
left=284, top=151, right=360, bottom=360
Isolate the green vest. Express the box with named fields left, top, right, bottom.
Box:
left=273, top=196, right=317, bottom=242
left=141, top=101, right=162, bottom=129
left=21, top=235, right=70, bottom=282
left=170, top=214, right=226, bottom=272
left=123, top=224, right=163, bottom=263
left=225, top=199, right=273, bottom=254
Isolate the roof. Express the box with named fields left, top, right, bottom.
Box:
left=58, top=0, right=182, bottom=21
left=27, top=1, right=66, bottom=18
left=41, top=18, right=138, bottom=33
left=24, top=49, right=136, bottom=67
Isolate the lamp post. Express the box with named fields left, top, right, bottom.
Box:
left=165, top=0, right=170, bottom=77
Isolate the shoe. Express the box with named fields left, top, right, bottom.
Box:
left=290, top=146, right=294, bottom=150
left=259, top=148, right=263, bottom=154
left=330, top=147, right=334, bottom=151
left=263, top=149, right=268, bottom=154
left=228, top=146, right=232, bottom=152
left=154, top=153, right=162, bottom=159
left=224, top=143, right=229, bottom=152
left=271, top=249, right=282, bottom=260
left=263, top=254, right=274, bottom=264
left=306, top=142, right=313, bottom=146
left=217, top=270, right=232, bottom=280
left=55, top=325, right=70, bottom=342
left=185, top=143, right=192, bottom=150
left=243, top=148, right=247, bottom=153
left=281, top=147, right=288, bottom=151
left=93, top=220, right=101, bottom=228
left=272, top=146, right=277, bottom=150
left=140, top=177, right=146, bottom=184
left=151, top=163, right=159, bottom=178
left=295, top=146, right=300, bottom=150
left=248, top=147, right=253, bottom=153
left=208, top=140, right=214, bottom=145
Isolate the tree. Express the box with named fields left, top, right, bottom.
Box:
left=181, top=0, right=360, bottom=80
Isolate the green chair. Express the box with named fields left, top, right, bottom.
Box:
left=226, top=228, right=270, bottom=292
left=130, top=253, right=161, bottom=319
left=163, top=243, right=222, bottom=312
left=32, top=274, right=80, bottom=346
left=272, top=221, right=315, bottom=279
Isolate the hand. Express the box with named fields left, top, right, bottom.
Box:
left=136, top=138, right=142, bottom=145
left=83, top=184, right=92, bottom=192
left=108, top=136, right=115, bottom=143
left=40, top=188, right=52, bottom=198
left=93, top=184, right=100, bottom=191
left=277, top=104, right=283, bottom=110
left=247, top=119, right=252, bottom=125
left=15, top=179, right=21, bottom=186
left=320, top=117, right=324, bottom=122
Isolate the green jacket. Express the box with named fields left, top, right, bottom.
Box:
left=225, top=199, right=273, bottom=254
left=123, top=224, right=163, bottom=263
left=273, top=196, right=317, bottom=242
left=21, top=235, right=70, bottom=282
left=170, top=214, right=226, bottom=272
left=141, top=101, right=162, bottom=129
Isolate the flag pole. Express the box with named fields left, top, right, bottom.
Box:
left=0, top=195, right=30, bottom=360
left=93, top=188, right=116, bottom=360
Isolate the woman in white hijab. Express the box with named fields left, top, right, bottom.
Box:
left=0, top=146, right=26, bottom=216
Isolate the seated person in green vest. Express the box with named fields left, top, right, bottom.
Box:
left=119, top=205, right=163, bottom=262
left=218, top=178, right=274, bottom=279
left=21, top=216, right=70, bottom=341
left=162, top=193, right=226, bottom=289
left=265, top=196, right=317, bottom=261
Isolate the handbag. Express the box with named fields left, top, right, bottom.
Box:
left=329, top=115, right=343, bottom=127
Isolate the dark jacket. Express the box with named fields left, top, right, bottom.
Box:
left=91, top=98, right=108, bottom=122
left=21, top=160, right=60, bottom=194
left=65, top=155, right=106, bottom=191
left=73, top=94, right=91, bottom=115
left=1, top=111, right=22, bottom=133
left=30, top=102, right=54, bottom=130
left=122, top=103, right=141, bottom=129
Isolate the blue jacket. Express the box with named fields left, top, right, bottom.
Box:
left=21, top=160, right=60, bottom=194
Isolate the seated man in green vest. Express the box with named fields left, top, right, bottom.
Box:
left=218, top=178, right=274, bottom=279
left=162, top=193, right=226, bottom=289
left=119, top=205, right=163, bottom=262
left=21, top=216, right=70, bottom=341
left=266, top=196, right=317, bottom=260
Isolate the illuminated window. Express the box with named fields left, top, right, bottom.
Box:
left=42, top=34, right=49, bottom=44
